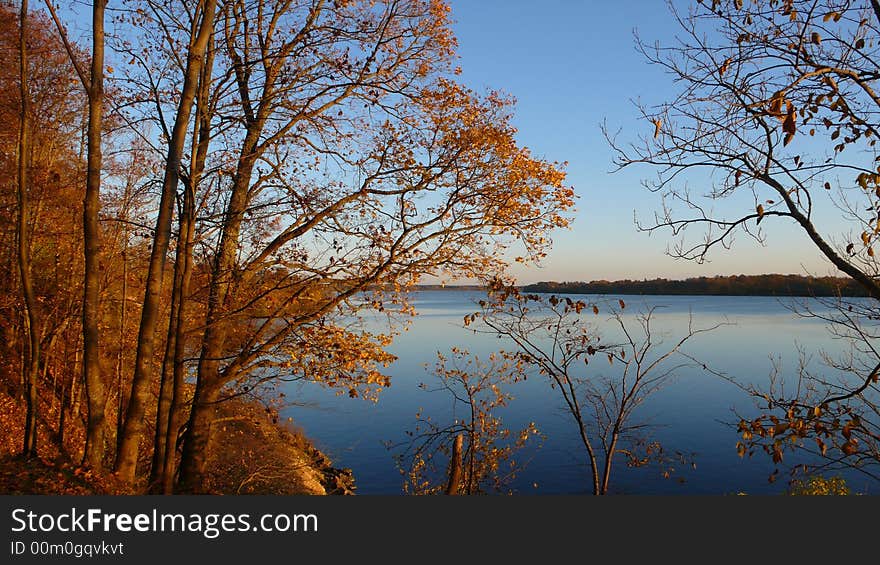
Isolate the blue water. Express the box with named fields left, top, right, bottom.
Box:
left=280, top=291, right=878, bottom=494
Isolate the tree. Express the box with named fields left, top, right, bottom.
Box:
left=1, top=1, right=89, bottom=460
left=44, top=0, right=109, bottom=470
left=115, top=0, right=218, bottom=487
left=151, top=28, right=217, bottom=494
left=16, top=0, right=40, bottom=458
left=465, top=283, right=711, bottom=494
left=174, top=0, right=574, bottom=492
left=610, top=0, right=880, bottom=483
left=0, top=0, right=571, bottom=492
left=393, top=349, right=540, bottom=495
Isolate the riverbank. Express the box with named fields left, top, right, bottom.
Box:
left=0, top=387, right=352, bottom=495
left=204, top=398, right=355, bottom=495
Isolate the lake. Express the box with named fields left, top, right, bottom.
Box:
left=280, top=291, right=877, bottom=494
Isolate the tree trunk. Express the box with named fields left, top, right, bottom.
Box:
left=71, top=347, right=81, bottom=419
left=178, top=120, right=262, bottom=491
left=178, top=151, right=261, bottom=492
left=177, top=381, right=221, bottom=493
left=445, top=434, right=464, bottom=495
left=81, top=0, right=107, bottom=471
left=116, top=0, right=218, bottom=484
left=18, top=0, right=40, bottom=458
left=152, top=39, right=214, bottom=493
left=150, top=251, right=181, bottom=490
left=115, top=246, right=127, bottom=456
left=159, top=204, right=196, bottom=494
left=58, top=372, right=67, bottom=447
left=600, top=432, right=620, bottom=496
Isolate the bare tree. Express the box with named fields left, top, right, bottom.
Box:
left=730, top=296, right=880, bottom=482
left=609, top=0, right=880, bottom=482
left=467, top=283, right=714, bottom=494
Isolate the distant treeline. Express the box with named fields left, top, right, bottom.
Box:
left=522, top=275, right=870, bottom=297
left=414, top=284, right=486, bottom=291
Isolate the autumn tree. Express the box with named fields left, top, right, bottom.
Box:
left=394, top=349, right=540, bottom=495
left=114, top=0, right=218, bottom=487
left=610, top=0, right=880, bottom=482
left=44, top=0, right=109, bottom=470
left=0, top=0, right=571, bottom=491
left=98, top=137, right=157, bottom=458
left=16, top=0, right=40, bottom=457
left=0, top=1, right=92, bottom=459
left=152, top=24, right=217, bottom=494
left=170, top=0, right=574, bottom=492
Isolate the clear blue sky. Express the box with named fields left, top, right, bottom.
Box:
left=448, top=0, right=840, bottom=283
left=58, top=0, right=843, bottom=283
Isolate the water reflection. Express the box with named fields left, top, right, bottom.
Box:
left=280, top=291, right=875, bottom=494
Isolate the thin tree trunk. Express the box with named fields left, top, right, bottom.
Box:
left=159, top=198, right=196, bottom=494
left=116, top=0, right=218, bottom=485
left=17, top=324, right=24, bottom=401
left=18, top=0, right=40, bottom=458
left=600, top=433, right=620, bottom=496
left=445, top=434, right=464, bottom=495
left=58, top=371, right=67, bottom=447
left=71, top=347, right=81, bottom=419
left=115, top=245, right=127, bottom=456
left=150, top=251, right=180, bottom=490
left=178, top=144, right=259, bottom=491
left=153, top=39, right=214, bottom=493
left=81, top=0, right=108, bottom=471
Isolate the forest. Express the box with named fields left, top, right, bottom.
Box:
left=0, top=0, right=572, bottom=494
left=523, top=275, right=870, bottom=297
left=2, top=0, right=880, bottom=496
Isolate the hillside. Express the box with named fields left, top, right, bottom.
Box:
left=0, top=386, right=353, bottom=495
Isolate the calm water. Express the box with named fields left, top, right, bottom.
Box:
left=280, top=291, right=877, bottom=494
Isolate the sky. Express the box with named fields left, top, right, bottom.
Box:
left=447, top=0, right=842, bottom=284
left=56, top=0, right=847, bottom=284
